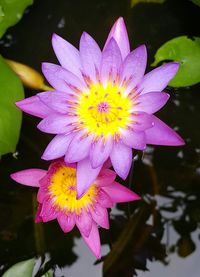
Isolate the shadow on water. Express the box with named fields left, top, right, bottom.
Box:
left=0, top=0, right=200, bottom=276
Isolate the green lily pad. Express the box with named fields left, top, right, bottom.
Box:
left=0, top=56, right=24, bottom=156
left=0, top=0, right=33, bottom=38
left=2, top=258, right=35, bottom=277
left=152, top=36, right=200, bottom=87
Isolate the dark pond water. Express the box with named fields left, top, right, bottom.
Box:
left=0, top=0, right=200, bottom=276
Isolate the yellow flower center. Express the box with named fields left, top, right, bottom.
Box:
left=48, top=165, right=99, bottom=214
left=76, top=83, right=132, bottom=137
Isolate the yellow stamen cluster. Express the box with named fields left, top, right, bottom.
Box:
left=48, top=165, right=99, bottom=214
left=76, top=83, right=132, bottom=137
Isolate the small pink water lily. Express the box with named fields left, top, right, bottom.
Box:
left=11, top=159, right=140, bottom=259
left=16, top=17, right=184, bottom=197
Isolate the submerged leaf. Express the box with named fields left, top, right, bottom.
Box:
left=0, top=0, right=33, bottom=38
left=190, top=0, right=200, bottom=7
left=152, top=36, right=200, bottom=87
left=131, top=0, right=166, bottom=8
left=0, top=56, right=24, bottom=156
left=2, top=258, right=35, bottom=277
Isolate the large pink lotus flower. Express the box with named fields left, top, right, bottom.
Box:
left=10, top=159, right=140, bottom=258
left=16, top=17, right=184, bottom=197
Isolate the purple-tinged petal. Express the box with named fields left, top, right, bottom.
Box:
left=96, top=168, right=116, bottom=186
left=103, top=181, right=141, bottom=203
left=104, top=17, right=130, bottom=60
left=101, top=38, right=122, bottom=86
left=42, top=63, right=87, bottom=94
left=10, top=169, right=47, bottom=187
left=16, top=96, right=52, bottom=118
left=57, top=213, right=75, bottom=233
left=37, top=91, right=74, bottom=114
left=79, top=32, right=102, bottom=82
left=130, top=112, right=154, bottom=131
left=121, top=129, right=146, bottom=150
left=110, top=142, right=132, bottom=179
left=145, top=115, right=185, bottom=146
left=52, top=33, right=82, bottom=79
left=37, top=114, right=76, bottom=134
left=65, top=132, right=93, bottom=163
left=42, top=133, right=74, bottom=160
left=81, top=221, right=101, bottom=259
left=138, top=62, right=180, bottom=94
left=121, top=45, right=147, bottom=93
left=75, top=210, right=93, bottom=237
left=97, top=190, right=113, bottom=208
left=134, top=92, right=170, bottom=114
left=102, top=158, right=112, bottom=169
left=90, top=204, right=109, bottom=229
left=76, top=158, right=102, bottom=199
left=90, top=136, right=113, bottom=168
left=40, top=199, right=58, bottom=222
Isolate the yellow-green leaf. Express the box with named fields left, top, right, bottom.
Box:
left=0, top=56, right=24, bottom=156
left=152, top=36, right=200, bottom=87
left=2, top=258, right=35, bottom=277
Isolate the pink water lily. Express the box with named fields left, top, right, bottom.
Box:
left=10, top=159, right=140, bottom=259
left=16, top=17, right=184, bottom=197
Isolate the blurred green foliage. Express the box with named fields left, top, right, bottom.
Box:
left=0, top=0, right=33, bottom=38
left=2, top=258, right=35, bottom=277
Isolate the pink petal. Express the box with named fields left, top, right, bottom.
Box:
left=90, top=204, right=109, bottom=229
left=138, top=62, right=180, bottom=94
left=101, top=38, right=122, bottom=86
left=35, top=204, right=43, bottom=223
left=42, top=133, right=74, bottom=160
left=38, top=91, right=74, bottom=114
left=104, top=17, right=130, bottom=60
left=16, top=96, right=52, bottom=118
left=121, top=45, right=147, bottom=93
left=102, top=158, right=112, bottom=169
left=145, top=115, right=185, bottom=146
left=96, top=168, right=116, bottom=186
left=75, top=210, right=93, bottom=237
left=57, top=213, right=75, bottom=233
left=40, top=199, right=58, bottom=222
left=10, top=169, right=47, bottom=187
left=79, top=32, right=102, bottom=82
left=65, top=132, right=93, bottom=163
left=103, top=181, right=140, bottom=203
left=134, top=92, right=170, bottom=114
left=110, top=142, right=132, bottom=179
left=130, top=112, right=154, bottom=131
left=121, top=129, right=146, bottom=150
left=90, top=136, right=113, bottom=168
left=76, top=158, right=102, bottom=199
left=81, top=221, right=101, bottom=259
left=42, top=63, right=87, bottom=93
left=97, top=190, right=113, bottom=208
left=52, top=33, right=82, bottom=79
left=37, top=114, right=76, bottom=134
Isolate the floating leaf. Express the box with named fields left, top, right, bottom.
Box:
left=41, top=270, right=53, bottom=277
left=0, top=56, right=24, bottom=156
left=177, top=236, right=196, bottom=257
left=2, top=258, right=35, bottom=277
left=152, top=36, right=200, bottom=87
left=0, top=0, right=33, bottom=38
left=131, top=0, right=166, bottom=8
